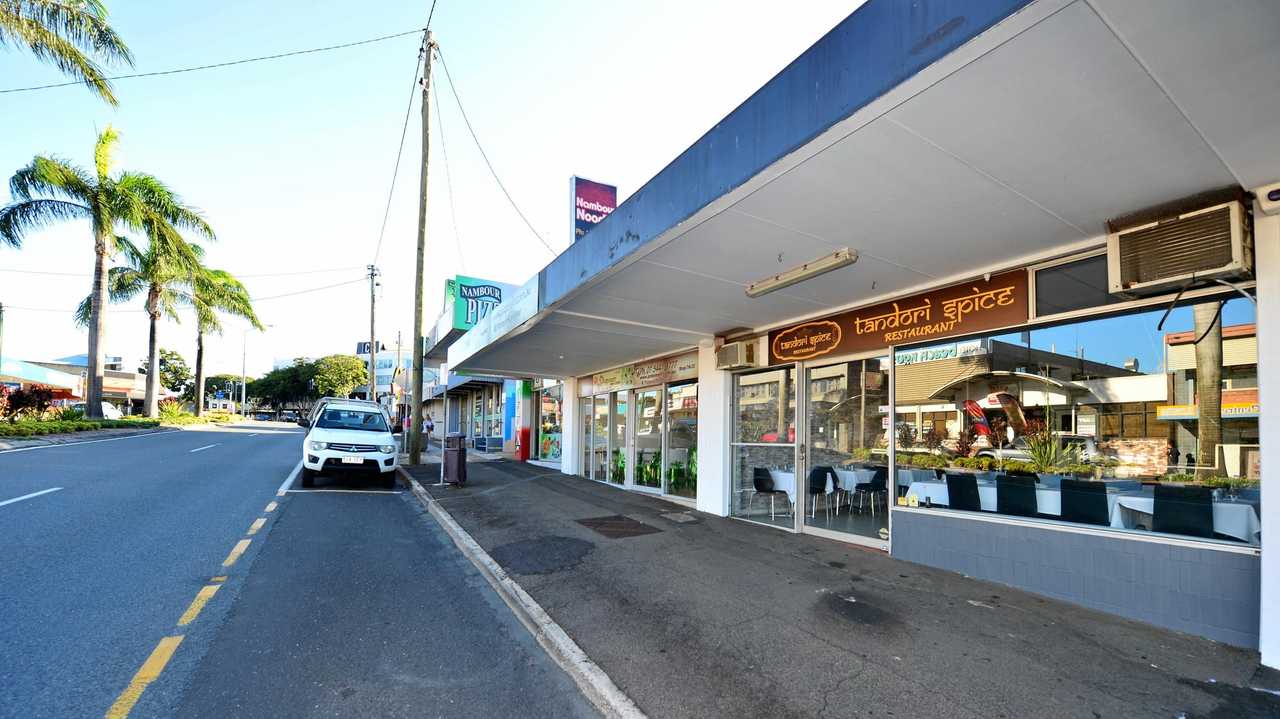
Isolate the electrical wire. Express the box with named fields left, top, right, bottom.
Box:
left=433, top=64, right=467, bottom=273
left=0, top=266, right=363, bottom=279
left=0, top=28, right=426, bottom=95
left=4, top=277, right=365, bottom=312
left=371, top=32, right=427, bottom=265
left=435, top=47, right=556, bottom=255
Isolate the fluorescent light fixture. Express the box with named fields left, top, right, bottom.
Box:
left=745, top=248, right=857, bottom=298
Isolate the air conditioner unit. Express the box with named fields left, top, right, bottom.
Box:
left=1107, top=200, right=1252, bottom=297
left=715, top=340, right=757, bottom=371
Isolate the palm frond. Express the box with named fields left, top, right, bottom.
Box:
left=9, top=155, right=95, bottom=202
left=0, top=198, right=90, bottom=248
left=93, top=124, right=119, bottom=181
left=115, top=172, right=215, bottom=240
left=0, top=0, right=133, bottom=104
left=73, top=292, right=93, bottom=327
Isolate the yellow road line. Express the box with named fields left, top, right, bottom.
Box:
left=177, top=585, right=220, bottom=626
left=104, top=635, right=183, bottom=719
left=246, top=517, right=266, bottom=536
left=221, top=539, right=251, bottom=568
left=210, top=576, right=227, bottom=583
left=264, top=501, right=277, bottom=513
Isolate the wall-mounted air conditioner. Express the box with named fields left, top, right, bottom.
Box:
left=1107, top=200, right=1253, bottom=298
left=715, top=340, right=757, bottom=371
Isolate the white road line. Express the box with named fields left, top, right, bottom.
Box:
left=247, top=433, right=259, bottom=437
left=277, top=461, right=302, bottom=496
left=286, top=489, right=402, bottom=494
left=0, top=487, right=64, bottom=508
left=189, top=444, right=220, bottom=453
left=0, top=429, right=181, bottom=455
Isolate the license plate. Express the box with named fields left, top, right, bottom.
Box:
left=340, top=455, right=364, bottom=465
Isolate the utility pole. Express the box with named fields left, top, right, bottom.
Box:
left=367, top=264, right=380, bottom=402
left=409, top=29, right=436, bottom=465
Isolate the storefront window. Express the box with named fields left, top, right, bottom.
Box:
left=592, top=394, right=609, bottom=482
left=538, top=385, right=562, bottom=461
left=730, top=368, right=796, bottom=528
left=634, top=388, right=663, bottom=489
left=897, top=295, right=1260, bottom=547
left=666, top=382, right=698, bottom=498
left=580, top=395, right=593, bottom=479
left=610, top=391, right=627, bottom=484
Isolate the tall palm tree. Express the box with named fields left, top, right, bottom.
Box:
left=76, top=235, right=204, bottom=416
left=0, top=0, right=133, bottom=105
left=1, top=125, right=214, bottom=418
left=189, top=268, right=261, bottom=417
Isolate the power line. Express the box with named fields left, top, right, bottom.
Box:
left=0, top=28, right=426, bottom=95
left=371, top=32, right=427, bottom=265
left=0, top=266, right=363, bottom=279
left=5, top=277, right=365, bottom=312
left=433, top=64, right=467, bottom=273
left=435, top=47, right=556, bottom=255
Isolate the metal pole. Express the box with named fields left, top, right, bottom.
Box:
left=368, top=264, right=378, bottom=402
left=436, top=389, right=448, bottom=485
left=240, top=329, right=247, bottom=414
left=409, top=30, right=435, bottom=465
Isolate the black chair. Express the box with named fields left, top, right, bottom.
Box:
left=1153, top=485, right=1213, bottom=538
left=807, top=467, right=836, bottom=521
left=945, top=473, right=982, bottom=512
left=750, top=467, right=791, bottom=520
left=853, top=469, right=888, bottom=517
left=995, top=474, right=1038, bottom=517
left=1059, top=479, right=1109, bottom=526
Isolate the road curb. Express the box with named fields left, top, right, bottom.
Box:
left=397, top=466, right=646, bottom=719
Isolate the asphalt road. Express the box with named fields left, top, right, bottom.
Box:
left=0, top=423, right=596, bottom=718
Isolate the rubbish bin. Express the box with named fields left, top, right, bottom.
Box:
left=444, top=432, right=467, bottom=486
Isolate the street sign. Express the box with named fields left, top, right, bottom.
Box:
left=214, top=390, right=224, bottom=399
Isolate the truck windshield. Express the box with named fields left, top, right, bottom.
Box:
left=316, top=409, right=388, bottom=432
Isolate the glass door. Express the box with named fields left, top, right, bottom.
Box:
left=730, top=367, right=796, bottom=529
left=666, top=382, right=698, bottom=499
left=632, top=387, right=664, bottom=491
left=592, top=394, right=609, bottom=481
left=579, top=395, right=593, bottom=479
left=609, top=391, right=627, bottom=485
left=803, top=357, right=890, bottom=544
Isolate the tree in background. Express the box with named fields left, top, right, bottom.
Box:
left=248, top=360, right=316, bottom=413
left=0, top=0, right=133, bottom=105
left=312, top=355, right=368, bottom=398
left=138, top=348, right=192, bottom=396
left=1, top=127, right=213, bottom=418
left=189, top=269, right=260, bottom=416
left=76, top=229, right=208, bottom=417
left=187, top=373, right=247, bottom=404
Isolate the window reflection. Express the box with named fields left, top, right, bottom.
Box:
left=895, top=296, right=1260, bottom=546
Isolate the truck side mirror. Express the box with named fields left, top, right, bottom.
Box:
left=296, top=418, right=310, bottom=428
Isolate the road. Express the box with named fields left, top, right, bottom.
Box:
left=0, top=423, right=596, bottom=718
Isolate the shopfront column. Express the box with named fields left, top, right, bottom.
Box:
left=695, top=340, right=730, bottom=516
left=562, top=377, right=581, bottom=476
left=1254, top=197, right=1280, bottom=668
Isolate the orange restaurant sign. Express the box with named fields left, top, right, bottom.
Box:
left=768, top=270, right=1029, bottom=364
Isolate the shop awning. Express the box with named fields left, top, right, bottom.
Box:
left=0, top=358, right=83, bottom=397
left=450, top=0, right=1280, bottom=380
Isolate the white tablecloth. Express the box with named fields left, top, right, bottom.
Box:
left=833, top=469, right=877, bottom=492
left=769, top=470, right=797, bottom=502
left=905, top=481, right=1127, bottom=518
left=1109, top=495, right=1261, bottom=543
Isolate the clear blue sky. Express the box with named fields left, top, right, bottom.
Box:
left=0, top=0, right=857, bottom=377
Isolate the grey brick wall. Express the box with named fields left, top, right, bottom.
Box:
left=890, top=509, right=1260, bottom=648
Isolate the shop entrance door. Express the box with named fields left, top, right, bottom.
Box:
left=729, top=367, right=797, bottom=530
left=801, top=356, right=891, bottom=547
left=631, top=386, right=664, bottom=492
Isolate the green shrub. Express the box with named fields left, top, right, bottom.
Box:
left=912, top=453, right=947, bottom=469
left=1002, top=460, right=1037, bottom=475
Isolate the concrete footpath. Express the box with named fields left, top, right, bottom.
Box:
left=403, top=459, right=1280, bottom=719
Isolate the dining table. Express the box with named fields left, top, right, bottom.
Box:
left=1109, top=495, right=1261, bottom=543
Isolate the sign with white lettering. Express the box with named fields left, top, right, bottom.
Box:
left=571, top=176, right=617, bottom=242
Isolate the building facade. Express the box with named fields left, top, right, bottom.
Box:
left=442, top=0, right=1280, bottom=661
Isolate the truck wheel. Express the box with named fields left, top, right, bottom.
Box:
left=301, top=467, right=316, bottom=488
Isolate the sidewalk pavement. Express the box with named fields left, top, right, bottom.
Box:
left=402, top=459, right=1280, bottom=719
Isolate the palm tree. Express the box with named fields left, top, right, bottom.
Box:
left=1, top=126, right=214, bottom=418
left=0, top=0, right=133, bottom=105
left=76, top=235, right=204, bottom=416
left=189, top=268, right=261, bottom=417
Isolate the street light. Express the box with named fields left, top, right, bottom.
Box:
left=241, top=324, right=274, bottom=414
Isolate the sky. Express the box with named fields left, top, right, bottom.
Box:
left=0, top=0, right=858, bottom=379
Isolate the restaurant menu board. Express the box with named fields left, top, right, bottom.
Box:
left=590, top=352, right=698, bottom=395
left=768, top=270, right=1029, bottom=364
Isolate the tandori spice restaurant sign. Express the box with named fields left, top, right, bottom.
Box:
left=768, top=270, right=1028, bottom=364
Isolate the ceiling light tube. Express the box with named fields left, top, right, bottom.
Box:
left=745, top=248, right=857, bottom=298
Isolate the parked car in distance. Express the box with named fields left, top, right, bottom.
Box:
left=298, top=401, right=399, bottom=489
left=70, top=401, right=123, bottom=420
left=280, top=410, right=298, bottom=422
left=976, top=433, right=1100, bottom=464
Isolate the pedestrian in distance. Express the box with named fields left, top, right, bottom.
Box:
left=424, top=414, right=435, bottom=444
